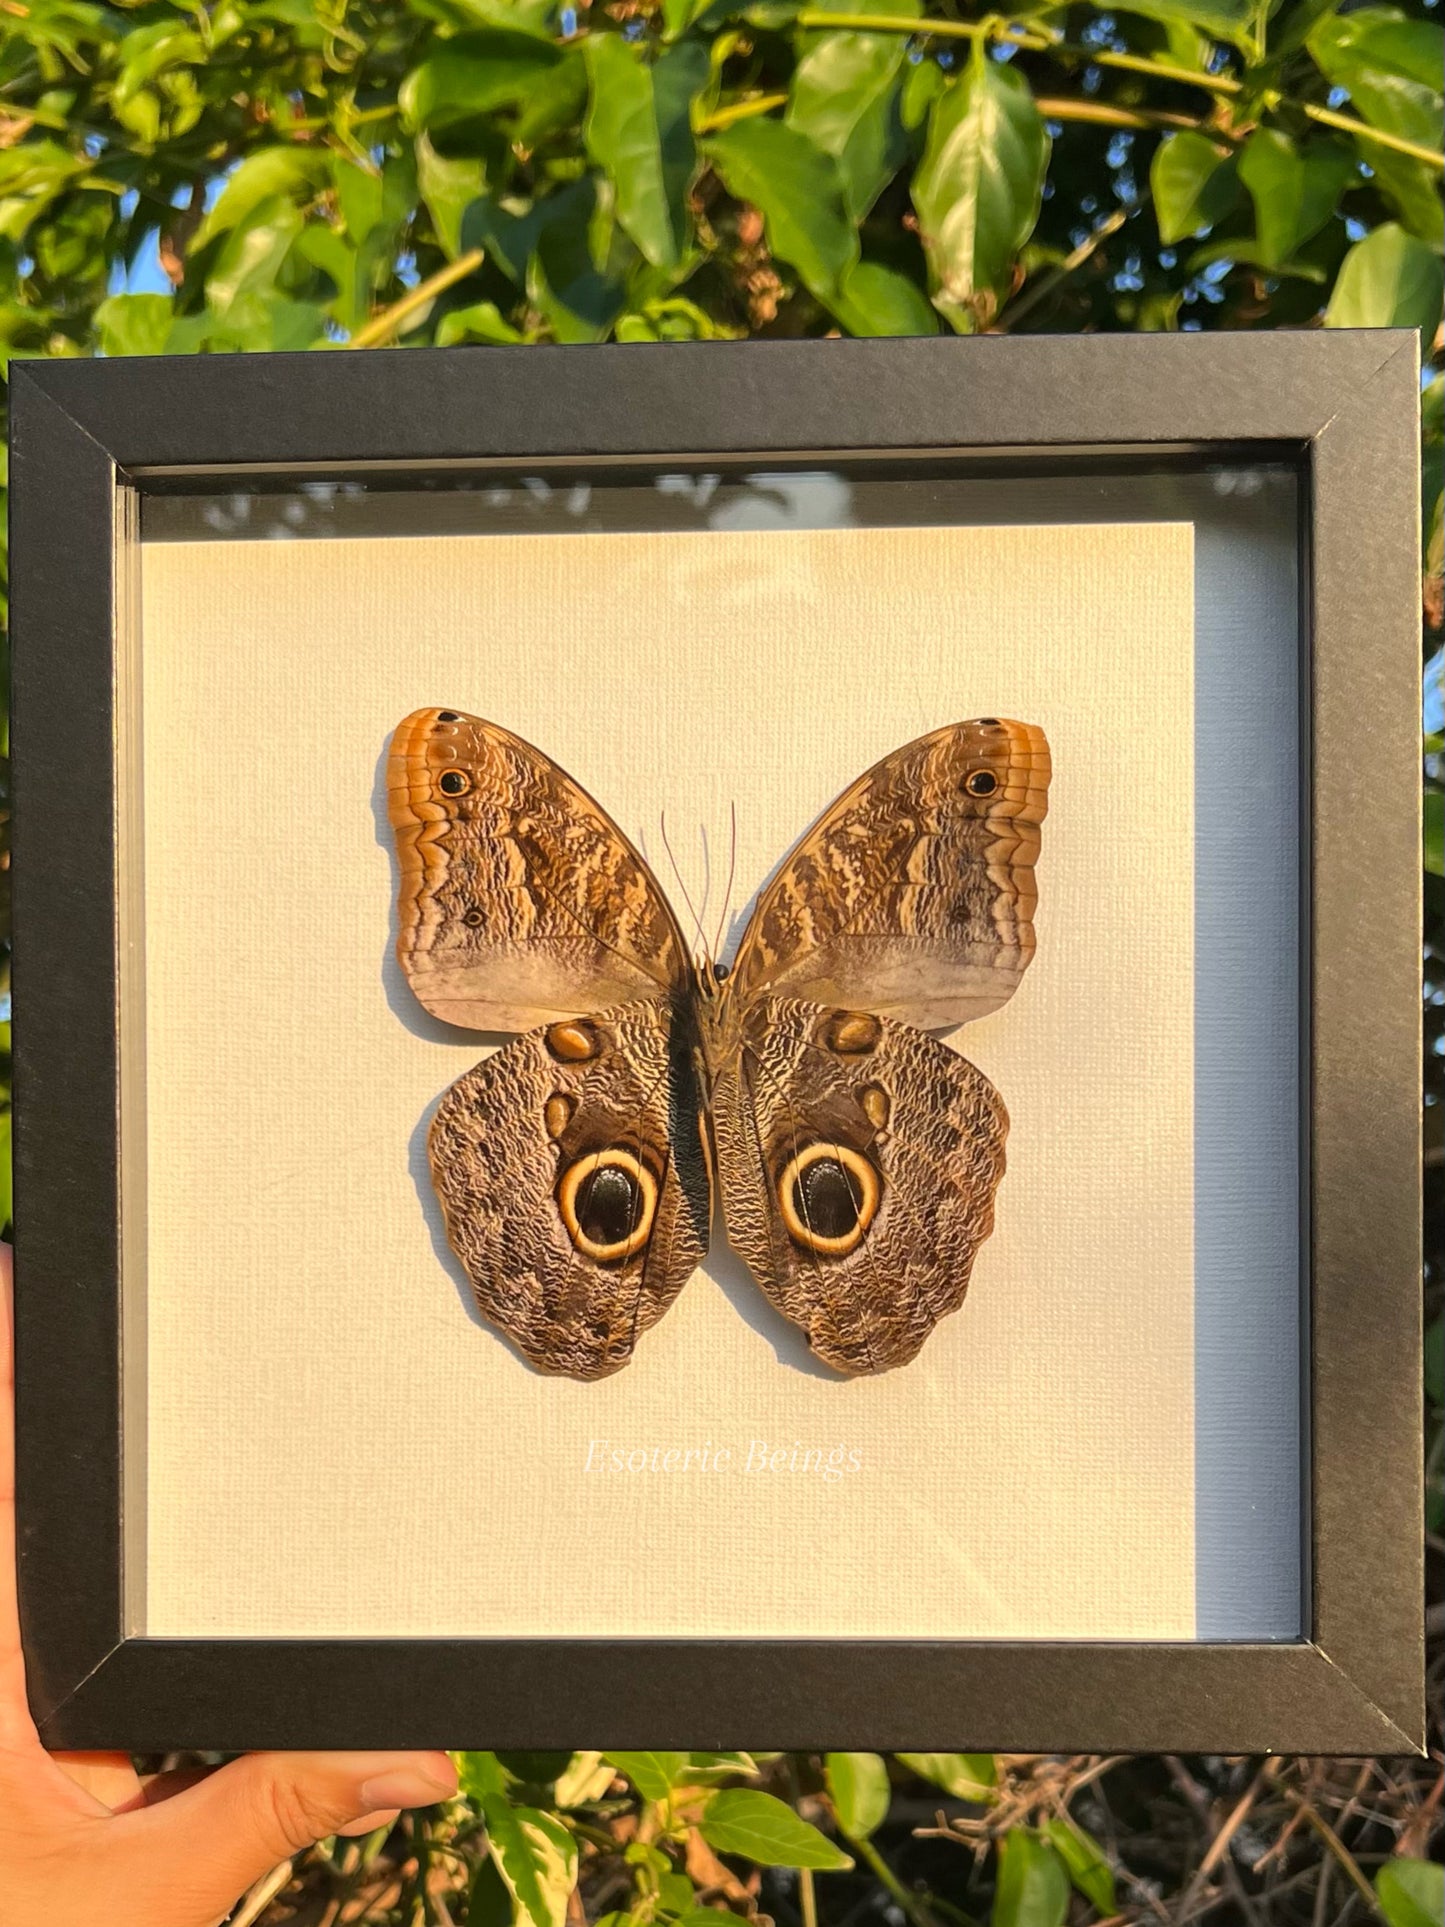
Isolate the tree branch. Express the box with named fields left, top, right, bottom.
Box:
left=349, top=248, right=485, bottom=348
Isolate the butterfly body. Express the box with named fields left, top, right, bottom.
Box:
left=389, top=707, right=1049, bottom=1380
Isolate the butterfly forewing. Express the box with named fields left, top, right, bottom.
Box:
left=728, top=719, right=1050, bottom=1031
left=388, top=708, right=691, bottom=1031
left=428, top=999, right=713, bottom=1380
left=713, top=996, right=1009, bottom=1376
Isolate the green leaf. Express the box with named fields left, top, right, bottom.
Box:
left=825, top=1753, right=891, bottom=1841
left=445, top=0, right=557, bottom=33
left=1150, top=131, right=1240, bottom=245
left=911, top=41, right=1049, bottom=331
left=1042, top=1818, right=1116, bottom=1916
left=416, top=132, right=487, bottom=260
left=1426, top=789, right=1444, bottom=877
left=554, top=1750, right=618, bottom=1807
left=685, top=1751, right=762, bottom=1780
left=94, top=292, right=174, bottom=356
left=1110, top=0, right=1261, bottom=52
left=456, top=1749, right=513, bottom=1804
left=495, top=1753, right=574, bottom=1791
left=1237, top=131, right=1354, bottom=268
left=1358, top=144, right=1444, bottom=251
left=400, top=29, right=565, bottom=135
left=436, top=299, right=522, bottom=345
left=1309, top=11, right=1444, bottom=154
left=1375, top=1860, right=1445, bottom=1927
left=991, top=1830, right=1070, bottom=1927
left=832, top=259, right=938, bottom=337
left=897, top=1754, right=997, bottom=1800
left=1184, top=234, right=1329, bottom=283
left=521, top=177, right=631, bottom=343
left=490, top=1806, right=578, bottom=1927
left=705, top=117, right=858, bottom=301
left=663, top=0, right=713, bottom=30
left=1326, top=222, right=1444, bottom=334
left=787, top=0, right=919, bottom=220
left=584, top=34, right=706, bottom=268
left=469, top=1853, right=515, bottom=1927
left=515, top=52, right=590, bottom=149
left=602, top=1751, right=688, bottom=1800
left=657, top=1873, right=698, bottom=1917
left=191, top=146, right=324, bottom=251
left=699, top=1791, right=854, bottom=1870
left=204, top=198, right=303, bottom=318
left=457, top=1752, right=577, bottom=1927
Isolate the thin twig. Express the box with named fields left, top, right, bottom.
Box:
left=349, top=248, right=485, bottom=348
left=227, top=1858, right=295, bottom=1927
left=1178, top=1765, right=1273, bottom=1919
left=1283, top=1791, right=1385, bottom=1919
left=799, top=1866, right=819, bottom=1927
left=697, top=92, right=789, bottom=132
left=854, top=1835, right=943, bottom=1927
left=995, top=201, right=1135, bottom=332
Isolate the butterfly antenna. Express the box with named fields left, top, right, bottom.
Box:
left=695, top=822, right=714, bottom=965
left=659, top=810, right=711, bottom=965
left=711, top=800, right=738, bottom=965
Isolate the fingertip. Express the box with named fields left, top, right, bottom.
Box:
left=335, top=1806, right=402, bottom=1838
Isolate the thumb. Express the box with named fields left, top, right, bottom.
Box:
left=120, top=1749, right=457, bottom=1924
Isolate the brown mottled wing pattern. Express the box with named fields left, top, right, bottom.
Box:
left=714, top=997, right=1008, bottom=1376
left=729, top=720, right=1050, bottom=1031
left=428, top=1000, right=712, bottom=1380
left=388, top=708, right=690, bottom=1030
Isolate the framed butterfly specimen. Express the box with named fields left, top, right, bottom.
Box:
left=8, top=332, right=1423, bottom=1754
left=388, top=710, right=1050, bottom=1380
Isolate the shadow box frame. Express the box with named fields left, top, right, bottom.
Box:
left=7, top=329, right=1425, bottom=1756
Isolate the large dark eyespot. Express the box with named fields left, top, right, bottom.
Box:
left=795, top=1158, right=862, bottom=1241
left=777, top=1142, right=881, bottom=1256
left=437, top=710, right=460, bottom=722
left=964, top=769, right=998, bottom=798
left=438, top=769, right=470, bottom=796
left=576, top=1165, right=641, bottom=1247
left=558, top=1148, right=658, bottom=1262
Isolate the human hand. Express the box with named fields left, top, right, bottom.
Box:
left=0, top=1241, right=458, bottom=1925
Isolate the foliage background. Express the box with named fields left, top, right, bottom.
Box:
left=0, top=0, right=1441, bottom=1921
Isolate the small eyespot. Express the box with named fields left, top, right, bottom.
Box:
left=546, top=1020, right=601, bottom=1063
left=964, top=769, right=998, bottom=798
left=823, top=1009, right=881, bottom=1056
left=463, top=908, right=485, bottom=927
left=438, top=769, right=470, bottom=797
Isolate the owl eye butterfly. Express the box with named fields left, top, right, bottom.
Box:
left=388, top=709, right=1050, bottom=1379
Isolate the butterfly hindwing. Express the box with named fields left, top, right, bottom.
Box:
left=388, top=708, right=691, bottom=1030
left=713, top=995, right=1009, bottom=1376
left=728, top=719, right=1050, bottom=1031
left=427, top=999, right=713, bottom=1380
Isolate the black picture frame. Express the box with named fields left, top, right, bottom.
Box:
left=7, top=332, right=1424, bottom=1755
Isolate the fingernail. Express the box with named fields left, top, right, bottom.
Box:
left=358, top=1768, right=457, bottom=1811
